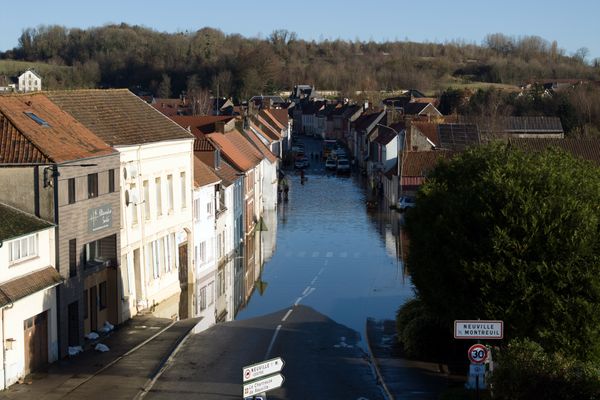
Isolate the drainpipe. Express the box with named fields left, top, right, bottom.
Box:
left=1, top=287, right=14, bottom=390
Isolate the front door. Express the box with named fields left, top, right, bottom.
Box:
left=23, top=311, right=48, bottom=374
left=90, top=286, right=98, bottom=332
left=67, top=301, right=79, bottom=346
left=178, top=243, right=188, bottom=286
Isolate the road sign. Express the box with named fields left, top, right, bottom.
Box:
left=243, top=373, right=284, bottom=397
left=454, top=320, right=503, bottom=339
left=243, top=357, right=285, bottom=382
left=468, top=344, right=488, bottom=364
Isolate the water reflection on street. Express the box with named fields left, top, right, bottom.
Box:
left=158, top=147, right=414, bottom=346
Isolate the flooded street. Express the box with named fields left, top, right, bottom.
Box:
left=235, top=137, right=414, bottom=346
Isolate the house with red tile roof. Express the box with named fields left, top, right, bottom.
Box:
left=47, top=89, right=195, bottom=327
left=0, top=92, right=122, bottom=360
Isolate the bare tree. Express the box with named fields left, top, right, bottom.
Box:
left=189, top=87, right=212, bottom=116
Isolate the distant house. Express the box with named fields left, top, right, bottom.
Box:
left=508, top=138, right=600, bottom=166
left=400, top=150, right=455, bottom=197
left=17, top=69, right=42, bottom=92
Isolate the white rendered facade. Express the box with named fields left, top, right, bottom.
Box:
left=118, top=138, right=194, bottom=320
left=0, top=226, right=59, bottom=389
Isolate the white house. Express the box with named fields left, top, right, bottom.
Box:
left=192, top=157, right=220, bottom=331
left=0, top=203, right=61, bottom=389
left=47, top=89, right=195, bottom=321
left=17, top=70, right=42, bottom=92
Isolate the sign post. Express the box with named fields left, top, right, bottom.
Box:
left=243, top=357, right=285, bottom=399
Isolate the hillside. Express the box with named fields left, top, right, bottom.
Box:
left=1, top=24, right=598, bottom=99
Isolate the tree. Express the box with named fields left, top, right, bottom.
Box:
left=157, top=73, right=172, bottom=98
left=404, top=144, right=600, bottom=361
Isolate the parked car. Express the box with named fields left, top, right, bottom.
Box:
left=325, top=157, right=337, bottom=170
left=292, top=143, right=305, bottom=153
left=397, top=196, right=416, bottom=211
left=294, top=156, right=309, bottom=169
left=336, top=158, right=350, bottom=173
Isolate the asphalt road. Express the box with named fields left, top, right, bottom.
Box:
left=145, top=305, right=385, bottom=400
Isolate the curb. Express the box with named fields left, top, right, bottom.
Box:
left=134, top=318, right=201, bottom=399
left=365, top=318, right=394, bottom=400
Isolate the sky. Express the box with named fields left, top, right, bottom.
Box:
left=1, top=0, right=599, bottom=61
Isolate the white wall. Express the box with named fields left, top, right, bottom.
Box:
left=18, top=71, right=41, bottom=92
left=117, top=138, right=194, bottom=318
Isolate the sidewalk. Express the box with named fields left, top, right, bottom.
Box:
left=366, top=318, right=463, bottom=400
left=0, top=314, right=200, bottom=400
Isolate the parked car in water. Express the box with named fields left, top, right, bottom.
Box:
left=325, top=157, right=337, bottom=170
left=397, top=196, right=416, bottom=211
left=336, top=158, right=350, bottom=173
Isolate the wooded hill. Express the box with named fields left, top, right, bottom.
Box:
left=1, top=24, right=599, bottom=100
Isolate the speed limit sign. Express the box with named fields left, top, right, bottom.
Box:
left=468, top=344, right=488, bottom=364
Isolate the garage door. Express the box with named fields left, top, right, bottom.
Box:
left=23, top=311, right=48, bottom=374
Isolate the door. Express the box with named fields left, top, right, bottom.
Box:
left=24, top=311, right=48, bottom=374
left=67, top=301, right=79, bottom=346
left=178, top=243, right=188, bottom=286
left=90, top=286, right=98, bottom=332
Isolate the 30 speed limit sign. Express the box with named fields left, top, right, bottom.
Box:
left=468, top=344, right=488, bottom=364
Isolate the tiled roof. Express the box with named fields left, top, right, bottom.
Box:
left=373, top=126, right=398, bottom=145
left=354, top=111, right=385, bottom=132
left=193, top=156, right=221, bottom=188
left=0, top=202, right=54, bottom=241
left=460, top=116, right=564, bottom=134
left=214, top=159, right=240, bottom=186
left=243, top=128, right=278, bottom=163
left=171, top=115, right=235, bottom=135
left=249, top=119, right=279, bottom=143
left=261, top=109, right=285, bottom=130
left=267, top=109, right=289, bottom=127
left=403, top=102, right=430, bottom=115
left=438, top=124, right=480, bottom=151
left=0, top=267, right=62, bottom=308
left=47, top=89, right=194, bottom=145
left=402, top=150, right=455, bottom=177
left=194, top=137, right=215, bottom=151
left=508, top=138, right=600, bottom=166
left=0, top=93, right=115, bottom=163
left=411, top=121, right=440, bottom=147
left=225, top=129, right=264, bottom=166
left=207, top=131, right=256, bottom=172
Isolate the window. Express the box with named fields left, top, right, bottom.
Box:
left=84, top=235, right=116, bottom=268
left=69, top=239, right=77, bottom=277
left=207, top=282, right=214, bottom=306
left=199, top=241, right=206, bottom=263
left=167, top=174, right=173, bottom=212
left=8, top=233, right=38, bottom=264
left=155, top=177, right=162, bottom=216
left=180, top=172, right=187, bottom=209
left=68, top=178, right=75, bottom=204
left=99, top=282, right=107, bottom=310
left=193, top=198, right=201, bottom=221
left=24, top=112, right=50, bottom=127
left=207, top=201, right=213, bottom=216
left=108, top=169, right=115, bottom=193
left=131, top=183, right=138, bottom=224
left=88, top=173, right=98, bottom=198
left=199, top=286, right=207, bottom=311
left=143, top=180, right=150, bottom=220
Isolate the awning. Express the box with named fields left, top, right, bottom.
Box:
left=0, top=267, right=62, bottom=308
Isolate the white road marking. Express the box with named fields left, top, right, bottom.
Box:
left=294, top=297, right=302, bottom=306
left=282, top=309, right=293, bottom=322
left=326, top=251, right=333, bottom=258
left=311, top=251, right=319, bottom=257
left=265, top=325, right=282, bottom=359
left=310, top=277, right=318, bottom=285
left=302, top=286, right=311, bottom=296
left=318, top=267, right=325, bottom=276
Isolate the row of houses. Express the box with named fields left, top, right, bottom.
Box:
left=0, top=89, right=289, bottom=388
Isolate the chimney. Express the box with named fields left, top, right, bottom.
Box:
left=215, top=121, right=226, bottom=134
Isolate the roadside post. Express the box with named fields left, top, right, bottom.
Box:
left=243, top=357, right=285, bottom=399
left=454, top=320, right=504, bottom=398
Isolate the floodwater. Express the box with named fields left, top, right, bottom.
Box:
left=235, top=137, right=415, bottom=345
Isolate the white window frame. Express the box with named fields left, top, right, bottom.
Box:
left=8, top=233, right=38, bottom=265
